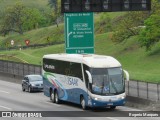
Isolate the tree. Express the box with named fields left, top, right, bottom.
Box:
left=0, top=2, right=44, bottom=36
left=138, top=14, right=160, bottom=51
left=22, top=8, right=43, bottom=30
left=0, top=2, right=25, bottom=36
left=111, top=0, right=160, bottom=51
left=138, top=0, right=160, bottom=51
left=111, top=11, right=149, bottom=43
left=48, top=0, right=61, bottom=27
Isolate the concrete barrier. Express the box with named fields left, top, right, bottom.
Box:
left=0, top=72, right=23, bottom=84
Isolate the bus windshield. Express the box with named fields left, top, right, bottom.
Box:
left=90, top=67, right=124, bottom=95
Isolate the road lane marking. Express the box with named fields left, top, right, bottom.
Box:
left=118, top=106, right=142, bottom=111
left=44, top=101, right=61, bottom=107
left=0, top=90, right=10, bottom=94
left=106, top=117, right=119, bottom=120
left=0, top=105, right=12, bottom=110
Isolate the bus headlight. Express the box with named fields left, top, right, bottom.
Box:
left=118, top=95, right=126, bottom=100
left=92, top=96, right=101, bottom=101
left=94, top=97, right=98, bottom=100
left=121, top=96, right=125, bottom=99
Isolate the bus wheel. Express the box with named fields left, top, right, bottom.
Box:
left=81, top=97, right=86, bottom=110
left=110, top=106, right=116, bottom=110
left=50, top=90, right=55, bottom=103
left=55, top=91, right=60, bottom=104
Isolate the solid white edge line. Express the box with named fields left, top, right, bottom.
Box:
left=106, top=117, right=119, bottom=120
left=0, top=105, right=12, bottom=110
left=0, top=90, right=10, bottom=94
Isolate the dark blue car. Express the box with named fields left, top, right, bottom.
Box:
left=22, top=75, right=43, bottom=93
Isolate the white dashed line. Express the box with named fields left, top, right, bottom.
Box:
left=106, top=117, right=119, bottom=120
left=0, top=90, right=10, bottom=94
left=44, top=101, right=61, bottom=107
left=0, top=105, right=12, bottom=110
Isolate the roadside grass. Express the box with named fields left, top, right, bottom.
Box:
left=0, top=25, right=64, bottom=47
left=0, top=0, right=48, bottom=12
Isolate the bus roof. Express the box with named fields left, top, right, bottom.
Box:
left=43, top=54, right=121, bottom=68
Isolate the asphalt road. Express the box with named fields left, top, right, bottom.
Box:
left=0, top=80, right=159, bottom=120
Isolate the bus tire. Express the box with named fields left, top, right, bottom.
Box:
left=50, top=90, right=55, bottom=103
left=110, top=106, right=116, bottom=110
left=80, top=96, right=86, bottom=110
left=55, top=91, right=60, bottom=104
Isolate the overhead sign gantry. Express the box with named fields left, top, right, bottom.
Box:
left=61, top=0, right=151, bottom=13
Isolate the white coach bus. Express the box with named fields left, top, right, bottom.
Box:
left=42, top=54, right=129, bottom=110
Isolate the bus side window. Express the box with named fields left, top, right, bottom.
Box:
left=70, top=62, right=83, bottom=81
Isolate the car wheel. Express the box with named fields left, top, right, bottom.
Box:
left=50, top=90, right=55, bottom=103
left=28, top=86, right=32, bottom=93
left=22, top=85, right=25, bottom=92
left=81, top=96, right=86, bottom=110
left=55, top=91, right=60, bottom=104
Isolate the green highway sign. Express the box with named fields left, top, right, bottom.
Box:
left=64, top=12, right=94, bottom=54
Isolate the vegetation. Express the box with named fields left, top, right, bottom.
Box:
left=0, top=0, right=57, bottom=36
left=0, top=2, right=45, bottom=35
left=48, top=0, right=62, bottom=27
left=138, top=0, right=160, bottom=50
left=111, top=0, right=160, bottom=51
left=0, top=25, right=64, bottom=48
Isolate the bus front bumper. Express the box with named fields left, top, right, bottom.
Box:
left=90, top=99, right=126, bottom=108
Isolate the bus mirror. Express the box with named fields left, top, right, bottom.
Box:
left=123, top=70, right=129, bottom=81
left=85, top=70, right=92, bottom=83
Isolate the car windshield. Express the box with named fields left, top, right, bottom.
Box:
left=29, top=75, right=42, bottom=82
left=90, top=67, right=124, bottom=95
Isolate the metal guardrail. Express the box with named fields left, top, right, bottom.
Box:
left=0, top=60, right=41, bottom=77
left=0, top=60, right=159, bottom=101
left=125, top=81, right=160, bottom=101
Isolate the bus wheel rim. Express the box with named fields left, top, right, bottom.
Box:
left=55, top=93, right=58, bottom=103
left=81, top=99, right=85, bottom=109
left=51, top=92, right=54, bottom=101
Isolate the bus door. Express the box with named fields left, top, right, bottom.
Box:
left=83, top=64, right=92, bottom=93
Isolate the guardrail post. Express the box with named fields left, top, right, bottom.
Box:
left=18, top=63, right=19, bottom=76
left=28, top=64, right=29, bottom=75
left=23, top=63, right=24, bottom=76
left=147, top=82, right=149, bottom=99
left=157, top=84, right=159, bottom=101
left=137, top=80, right=139, bottom=97
left=34, top=65, right=36, bottom=74
left=2, top=61, right=4, bottom=72
left=128, top=81, right=129, bottom=95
